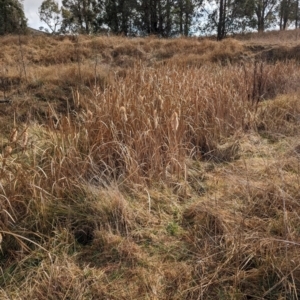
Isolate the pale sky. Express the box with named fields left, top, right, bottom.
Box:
left=23, top=0, right=62, bottom=30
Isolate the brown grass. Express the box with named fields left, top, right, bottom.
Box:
left=236, top=28, right=300, bottom=45
left=1, top=32, right=300, bottom=299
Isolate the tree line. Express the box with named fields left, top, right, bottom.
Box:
left=0, top=0, right=27, bottom=35
left=0, top=0, right=299, bottom=39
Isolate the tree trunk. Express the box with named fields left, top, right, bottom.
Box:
left=143, top=0, right=151, bottom=34
left=217, top=0, right=226, bottom=40
left=184, top=0, right=190, bottom=36
left=296, top=0, right=299, bottom=28
left=151, top=0, right=158, bottom=34
left=166, top=0, right=171, bottom=36
left=283, top=0, right=291, bottom=29
left=120, top=0, right=128, bottom=35
left=217, top=0, right=223, bottom=40
left=179, top=0, right=183, bottom=35
left=158, top=0, right=163, bottom=35
left=279, top=3, right=283, bottom=30
left=255, top=0, right=266, bottom=32
left=82, top=0, right=90, bottom=34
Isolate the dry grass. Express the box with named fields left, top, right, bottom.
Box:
left=236, top=28, right=300, bottom=45
left=1, top=32, right=300, bottom=299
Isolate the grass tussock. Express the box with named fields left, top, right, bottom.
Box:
left=1, top=32, right=300, bottom=299
left=236, top=28, right=300, bottom=45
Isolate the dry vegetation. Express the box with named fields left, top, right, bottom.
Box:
left=1, top=30, right=300, bottom=299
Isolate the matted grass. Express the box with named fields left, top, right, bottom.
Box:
left=1, top=32, right=300, bottom=299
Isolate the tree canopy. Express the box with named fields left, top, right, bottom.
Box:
left=39, top=0, right=62, bottom=34
left=37, top=0, right=300, bottom=39
left=0, top=0, right=27, bottom=35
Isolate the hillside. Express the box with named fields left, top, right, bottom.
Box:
left=0, top=31, right=300, bottom=299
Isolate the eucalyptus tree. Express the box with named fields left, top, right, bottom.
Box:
left=254, top=0, right=278, bottom=31
left=0, top=0, right=27, bottom=35
left=61, top=0, right=103, bottom=34
left=296, top=0, right=299, bottom=27
left=175, top=0, right=204, bottom=36
left=137, top=0, right=162, bottom=35
left=104, top=0, right=138, bottom=35
left=39, top=0, right=62, bottom=34
left=203, top=0, right=254, bottom=40
left=135, top=0, right=202, bottom=36
left=278, top=0, right=291, bottom=29
left=277, top=0, right=298, bottom=29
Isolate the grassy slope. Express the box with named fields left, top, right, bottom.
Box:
left=0, top=31, right=300, bottom=299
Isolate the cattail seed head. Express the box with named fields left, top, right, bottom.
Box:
left=10, top=128, right=18, bottom=143
left=22, top=129, right=28, bottom=148
left=93, top=85, right=100, bottom=97
left=146, top=117, right=151, bottom=128
left=75, top=89, right=80, bottom=105
left=171, top=111, right=179, bottom=132
left=157, top=95, right=164, bottom=111
left=4, top=146, right=12, bottom=157
left=153, top=109, right=159, bottom=129
left=86, top=109, right=93, bottom=120
left=119, top=106, right=128, bottom=122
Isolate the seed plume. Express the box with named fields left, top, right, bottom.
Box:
left=22, top=129, right=28, bottom=148
left=120, top=106, right=128, bottom=122
left=10, top=128, right=18, bottom=143
left=4, top=145, right=12, bottom=157
left=171, top=111, right=179, bottom=132
left=153, top=109, right=159, bottom=129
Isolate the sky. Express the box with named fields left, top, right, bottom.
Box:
left=23, top=0, right=62, bottom=30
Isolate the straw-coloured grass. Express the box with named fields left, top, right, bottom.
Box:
left=1, top=32, right=300, bottom=299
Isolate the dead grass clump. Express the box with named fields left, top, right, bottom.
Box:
left=204, top=140, right=240, bottom=162
left=35, top=37, right=91, bottom=65
left=113, top=55, right=136, bottom=68
left=79, top=230, right=144, bottom=268
left=89, top=36, right=114, bottom=51
left=36, top=39, right=83, bottom=65
left=33, top=60, right=300, bottom=186
left=0, top=253, right=107, bottom=300
left=54, top=63, right=110, bottom=88
left=163, top=38, right=245, bottom=65
left=111, top=43, right=145, bottom=59
left=0, top=35, right=24, bottom=47
left=237, top=28, right=300, bottom=45
left=240, top=60, right=300, bottom=107
left=262, top=46, right=289, bottom=62
left=154, top=45, right=177, bottom=60
left=176, top=130, right=300, bottom=298
left=0, top=35, right=93, bottom=66
left=182, top=203, right=227, bottom=244
left=93, top=189, right=134, bottom=235
left=161, top=262, right=194, bottom=299
left=45, top=187, right=134, bottom=244
left=181, top=200, right=300, bottom=298
left=0, top=75, right=22, bottom=91
left=171, top=53, right=206, bottom=67
left=260, top=45, right=300, bottom=62
left=2, top=33, right=300, bottom=299
left=243, top=183, right=300, bottom=220
left=25, top=63, right=111, bottom=103
left=257, top=94, right=300, bottom=136
left=209, top=38, right=245, bottom=63
left=2, top=33, right=300, bottom=74
left=57, top=62, right=251, bottom=183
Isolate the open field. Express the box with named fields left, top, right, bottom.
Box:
left=1, top=31, right=300, bottom=299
